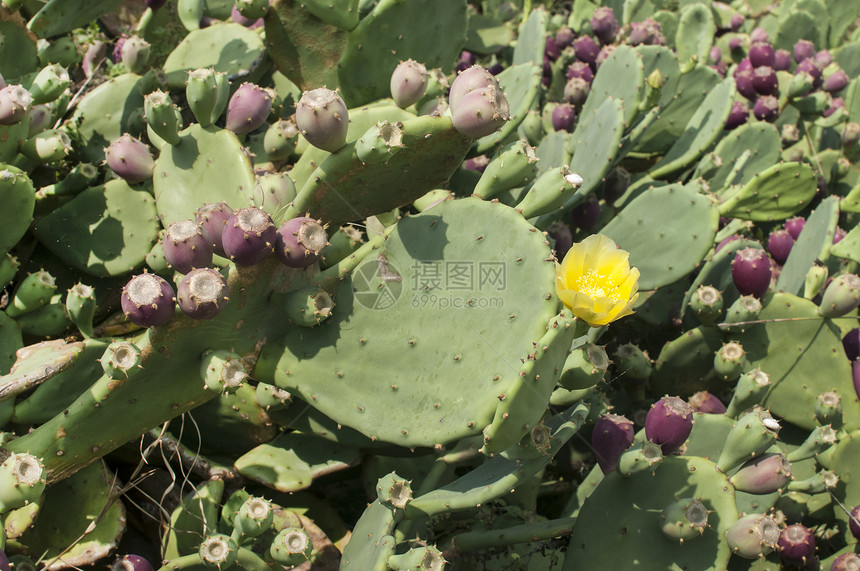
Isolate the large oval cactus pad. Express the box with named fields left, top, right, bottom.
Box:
left=256, top=198, right=560, bottom=447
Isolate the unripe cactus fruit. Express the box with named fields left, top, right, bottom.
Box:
left=591, top=414, right=635, bottom=474
left=162, top=219, right=213, bottom=274
left=730, top=452, right=792, bottom=494
left=390, top=59, right=429, bottom=108
left=687, top=391, right=726, bottom=414
left=731, top=247, right=771, bottom=298
left=295, top=87, right=349, bottom=152
left=101, top=341, right=143, bottom=380
left=112, top=554, right=154, bottom=571
left=225, top=83, right=273, bottom=136
left=105, top=134, right=155, bottom=185
left=121, top=273, right=176, bottom=327
left=7, top=270, right=57, bottom=318
left=233, top=496, right=274, bottom=538
left=270, top=528, right=314, bottom=565
left=614, top=343, right=652, bottom=379
left=689, top=285, right=723, bottom=325
left=186, top=68, right=230, bottom=127
left=275, top=216, right=327, bottom=268
left=195, top=202, right=234, bottom=257
left=819, top=273, right=860, bottom=318
left=283, top=286, right=334, bottom=327
left=0, top=453, right=46, bottom=513
left=144, top=90, right=182, bottom=145
left=177, top=268, right=230, bottom=320
left=645, top=396, right=694, bottom=454
left=725, top=514, right=779, bottom=559
left=716, top=409, right=780, bottom=472
left=450, top=84, right=510, bottom=139
left=21, top=129, right=72, bottom=163
left=617, top=441, right=663, bottom=477
left=377, top=472, right=412, bottom=509
left=725, top=368, right=770, bottom=418
left=714, top=341, right=748, bottom=382
left=235, top=0, right=269, bottom=20
left=201, top=350, right=248, bottom=391
left=660, top=498, right=708, bottom=541
left=120, top=36, right=151, bottom=74
left=0, top=85, right=33, bottom=125
left=815, top=391, right=843, bottom=429
left=222, top=207, right=277, bottom=266
left=198, top=535, right=237, bottom=568
left=28, top=64, right=70, bottom=105
left=590, top=7, right=618, bottom=44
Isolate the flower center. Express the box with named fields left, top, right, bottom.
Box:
left=574, top=270, right=620, bottom=300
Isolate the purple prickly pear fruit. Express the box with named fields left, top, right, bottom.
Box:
left=785, top=216, right=805, bottom=240
left=544, top=37, right=561, bottom=62
left=573, top=36, right=600, bottom=65
left=645, top=396, right=694, bottom=455
left=195, top=202, right=233, bottom=257
left=0, top=85, right=33, bottom=126
left=231, top=5, right=263, bottom=28
left=104, top=134, right=155, bottom=185
left=753, top=95, right=779, bottom=122
left=541, top=57, right=552, bottom=87
left=834, top=226, right=847, bottom=244
left=83, top=41, right=107, bottom=78
left=730, top=452, right=792, bottom=494
left=222, top=207, right=277, bottom=266
left=833, top=553, right=860, bottom=570
left=487, top=63, right=504, bottom=76
left=120, top=36, right=151, bottom=74
left=450, top=85, right=510, bottom=139
left=463, top=155, right=489, bottom=173
left=734, top=70, right=757, bottom=100
left=275, top=217, right=328, bottom=268
left=732, top=247, right=772, bottom=298
left=592, top=414, right=635, bottom=474
left=725, top=514, right=779, bottom=559
left=823, top=70, right=849, bottom=93
left=843, top=329, right=860, bottom=362
left=295, top=87, right=349, bottom=152
left=449, top=66, right=498, bottom=109
left=225, top=83, right=273, bottom=136
left=849, top=505, right=860, bottom=540
left=767, top=229, right=794, bottom=265
left=546, top=221, right=573, bottom=259
left=729, top=37, right=743, bottom=53
left=709, top=46, right=722, bottom=64
left=112, top=36, right=126, bottom=64
left=796, top=58, right=822, bottom=88
left=459, top=50, right=477, bottom=67
left=773, top=49, right=791, bottom=71
left=590, top=7, right=618, bottom=45
left=455, top=60, right=470, bottom=74
left=113, top=554, right=154, bottom=571
left=554, top=26, right=575, bottom=49
left=121, top=274, right=175, bottom=327
left=824, top=97, right=845, bottom=118
left=596, top=45, right=615, bottom=67
left=569, top=194, right=600, bottom=231
left=563, top=77, right=590, bottom=106
left=687, top=391, right=726, bottom=414
left=390, top=59, right=429, bottom=109
left=814, top=49, right=833, bottom=69
left=748, top=42, right=775, bottom=68
left=737, top=58, right=753, bottom=73
left=628, top=19, right=664, bottom=46
left=794, top=39, right=815, bottom=63
left=145, top=0, right=167, bottom=10
left=177, top=268, right=230, bottom=320
left=566, top=61, right=594, bottom=84
left=725, top=100, right=750, bottom=130
left=777, top=524, right=816, bottom=568
left=552, top=104, right=576, bottom=132
left=750, top=27, right=769, bottom=43
left=752, top=66, right=778, bottom=95
left=818, top=273, right=860, bottom=318
left=0, top=550, right=7, bottom=571
left=162, top=219, right=213, bottom=274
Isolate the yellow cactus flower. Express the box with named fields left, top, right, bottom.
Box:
left=555, top=234, right=640, bottom=327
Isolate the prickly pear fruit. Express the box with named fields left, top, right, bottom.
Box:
left=730, top=453, right=792, bottom=494
left=198, top=535, right=238, bottom=568
left=201, top=350, right=247, bottom=392
left=0, top=453, right=46, bottom=513
left=687, top=391, right=726, bottom=414
left=645, top=396, right=694, bottom=454
left=121, top=273, right=176, bottom=327
left=776, top=525, right=816, bottom=568
left=295, top=88, right=349, bottom=152
left=849, top=505, right=860, bottom=540
left=186, top=68, right=230, bottom=127
left=591, top=413, right=635, bottom=474
left=101, top=341, right=143, bottom=380
left=120, top=36, right=150, bottom=74
left=144, top=90, right=182, bottom=145
left=449, top=65, right=498, bottom=109
left=716, top=409, right=780, bottom=472
left=660, top=498, right=708, bottom=542
left=753, top=95, right=779, bottom=122
left=0, top=85, right=33, bottom=125
left=162, top=219, right=213, bottom=274
left=714, top=341, right=749, bottom=382
left=450, top=85, right=510, bottom=139
left=274, top=216, right=327, bottom=268
left=689, top=285, right=723, bottom=325
left=283, top=286, right=334, bottom=327
left=195, top=202, right=233, bottom=257
left=725, top=514, right=779, bottom=559
left=177, top=268, right=230, bottom=320
left=818, top=273, right=860, bottom=318
left=590, top=7, right=618, bottom=44
left=731, top=247, right=771, bottom=299
left=564, top=77, right=591, bottom=106
left=226, top=83, right=273, bottom=136
left=767, top=229, right=794, bottom=265
left=390, top=59, right=429, bottom=109
left=104, top=134, right=155, bottom=185
left=552, top=104, right=576, bottom=132
left=725, top=368, right=770, bottom=418
left=112, top=554, right=154, bottom=571
left=222, top=207, right=276, bottom=266
left=831, top=552, right=860, bottom=570
left=377, top=472, right=412, bottom=510
left=748, top=42, right=775, bottom=68
left=844, top=329, right=860, bottom=362
left=270, top=528, right=313, bottom=565
left=617, top=441, right=663, bottom=477
left=233, top=496, right=274, bottom=539
left=794, top=40, right=815, bottom=63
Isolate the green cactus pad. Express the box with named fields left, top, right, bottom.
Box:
left=718, top=162, right=817, bottom=221
left=649, top=77, right=735, bottom=179
left=831, top=225, right=860, bottom=264
left=34, top=179, right=160, bottom=277
left=472, top=62, right=542, bottom=155
left=340, top=500, right=398, bottom=571
left=706, top=123, right=782, bottom=191
left=601, top=184, right=719, bottom=290
left=0, top=167, right=35, bottom=259
left=674, top=3, right=715, bottom=64
left=27, top=0, right=123, bottom=38
left=733, top=292, right=857, bottom=430
left=774, top=10, right=822, bottom=52
left=464, top=13, right=514, bottom=54
left=66, top=73, right=145, bottom=164
left=162, top=23, right=266, bottom=89
left=337, top=0, right=468, bottom=107
left=776, top=197, right=839, bottom=296
left=163, top=478, right=225, bottom=559
left=563, top=456, right=737, bottom=571
left=512, top=7, right=547, bottom=66
left=299, top=0, right=360, bottom=30
left=153, top=124, right=256, bottom=225
left=257, top=198, right=560, bottom=447
left=652, top=326, right=724, bottom=396
left=235, top=431, right=360, bottom=492
left=18, top=462, right=124, bottom=568
left=0, top=20, right=38, bottom=82
left=578, top=45, right=644, bottom=129
left=566, top=97, right=624, bottom=202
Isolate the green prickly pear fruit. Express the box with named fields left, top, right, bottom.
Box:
left=27, top=105, right=52, bottom=138
left=390, top=59, right=429, bottom=109
left=723, top=295, right=762, bottom=332
left=0, top=85, right=33, bottom=125
left=144, top=90, right=182, bottom=145
left=714, top=341, right=749, bottom=382
left=282, top=286, right=334, bottom=327
left=232, top=496, right=273, bottom=540
left=725, top=368, right=770, bottom=418
left=0, top=254, right=19, bottom=286
left=472, top=139, right=539, bottom=199
left=716, top=409, right=780, bottom=472
left=269, top=528, right=313, bottom=565
left=355, top=120, right=405, bottom=164
left=104, top=134, right=155, bottom=185
left=66, top=283, right=95, bottom=338
left=198, top=534, right=238, bottom=568
left=614, top=343, right=652, bottom=380
left=725, top=513, right=779, bottom=559
left=818, top=273, right=860, bottom=318
left=262, top=120, right=298, bottom=162
left=0, top=453, right=46, bottom=513
left=730, top=452, right=792, bottom=494
left=815, top=391, right=843, bottom=429
left=787, top=469, right=839, bottom=494
left=28, top=64, right=70, bottom=105
left=235, top=0, right=269, bottom=20
left=226, top=83, right=273, bottom=136
left=659, top=498, right=708, bottom=542
left=6, top=270, right=56, bottom=318
left=101, top=341, right=143, bottom=380
left=377, top=472, right=412, bottom=510
left=253, top=172, right=296, bottom=218
left=186, top=68, right=230, bottom=127
left=617, top=441, right=663, bottom=477
left=20, top=129, right=71, bottom=163
left=559, top=343, right=609, bottom=390
left=842, top=122, right=860, bottom=147
left=320, top=224, right=364, bottom=269
left=254, top=383, right=291, bottom=411
left=388, top=546, right=446, bottom=570
left=120, top=36, right=150, bottom=74
left=786, top=425, right=837, bottom=462
left=689, top=285, right=723, bottom=325
left=515, top=166, right=583, bottom=218
left=201, top=350, right=248, bottom=392
left=803, top=264, right=828, bottom=299
left=295, top=88, right=349, bottom=153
